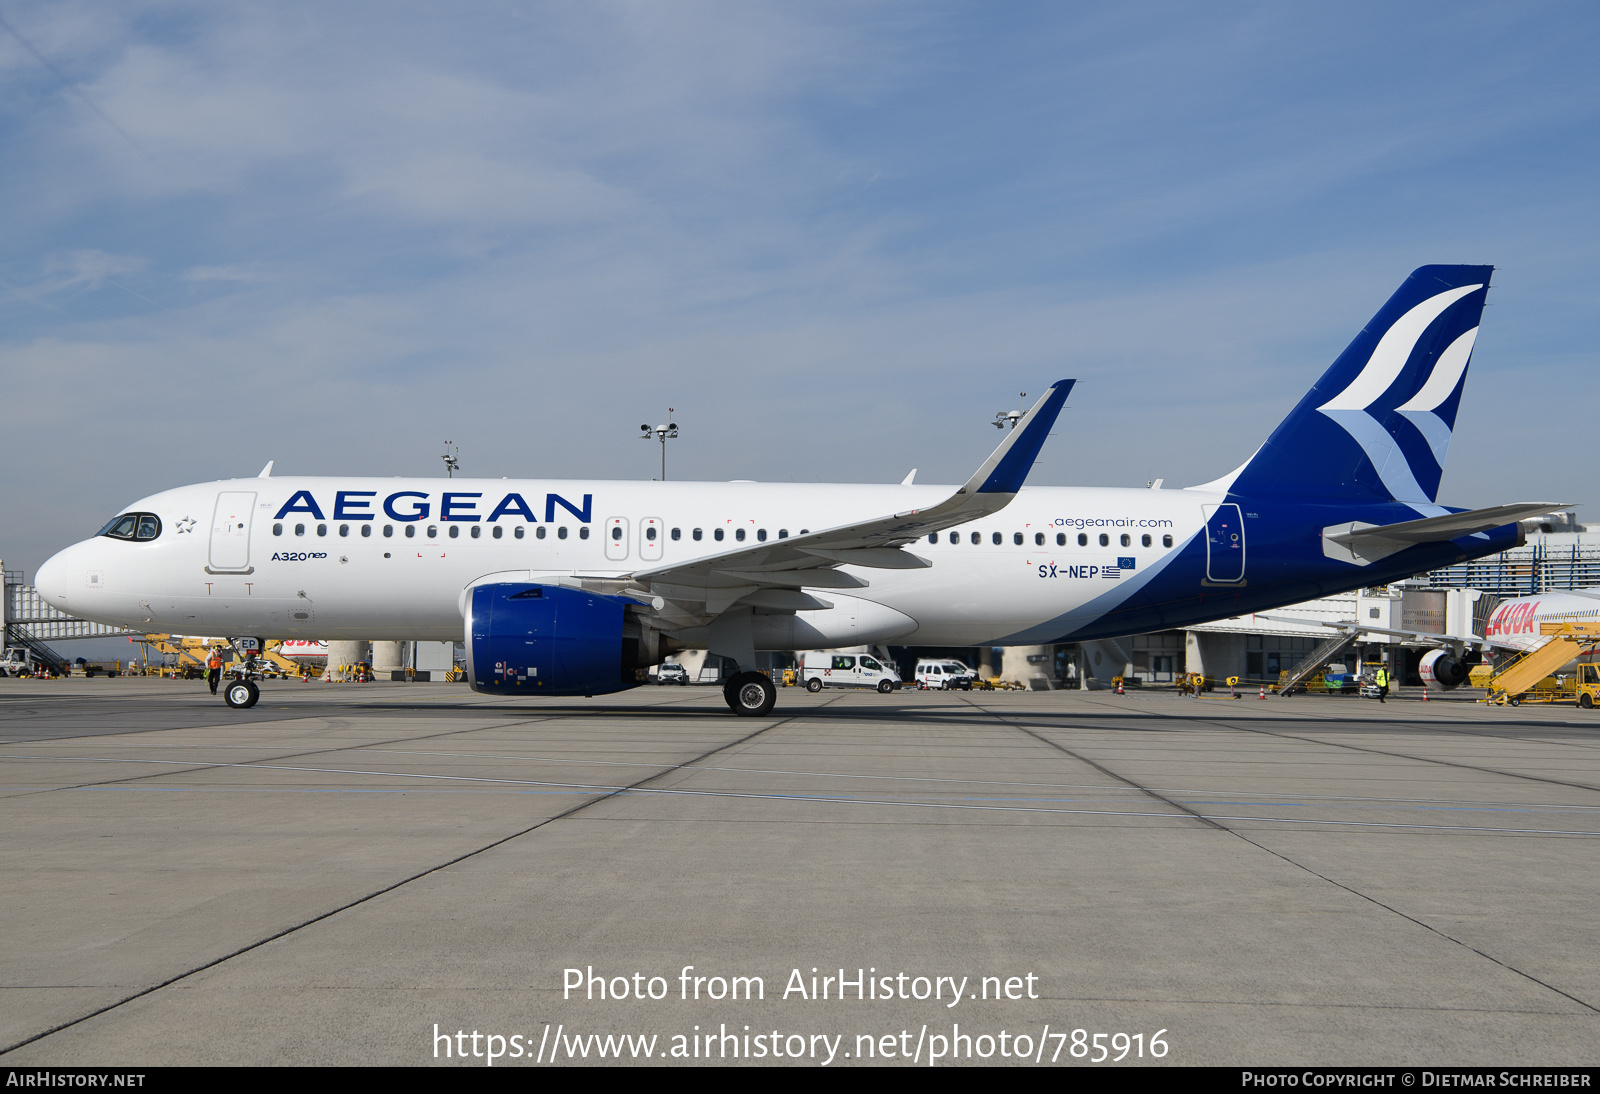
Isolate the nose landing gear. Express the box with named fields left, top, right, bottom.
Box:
left=223, top=678, right=260, bottom=709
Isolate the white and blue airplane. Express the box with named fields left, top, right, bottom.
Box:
left=35, top=265, right=1557, bottom=715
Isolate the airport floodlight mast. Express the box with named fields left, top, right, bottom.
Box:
left=640, top=411, right=679, bottom=480
left=992, top=394, right=1027, bottom=430
left=441, top=441, right=460, bottom=478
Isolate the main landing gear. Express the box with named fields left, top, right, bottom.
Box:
left=724, top=671, right=776, bottom=717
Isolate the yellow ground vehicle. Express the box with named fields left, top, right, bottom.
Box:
left=1482, top=622, right=1600, bottom=707
left=1579, top=664, right=1600, bottom=710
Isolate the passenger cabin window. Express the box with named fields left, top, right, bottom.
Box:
left=778, top=529, right=788, bottom=539
left=579, top=527, right=590, bottom=539
left=515, top=526, right=525, bottom=539
left=929, top=534, right=938, bottom=544
left=492, top=526, right=503, bottom=539
left=536, top=526, right=546, bottom=539
left=558, top=527, right=568, bottom=539
left=426, top=525, right=437, bottom=538
left=1163, top=534, right=1173, bottom=547
left=646, top=527, right=657, bottom=541
left=693, top=529, right=703, bottom=541
left=757, top=529, right=766, bottom=542
left=672, top=528, right=681, bottom=540
left=1057, top=533, right=1066, bottom=546
left=970, top=532, right=980, bottom=545
left=1078, top=533, right=1088, bottom=546
left=470, top=526, right=480, bottom=539
left=295, top=524, right=306, bottom=536
left=339, top=524, right=349, bottom=537
left=383, top=525, right=394, bottom=537
left=1120, top=533, right=1130, bottom=547
left=361, top=525, right=371, bottom=538
left=1141, top=534, right=1151, bottom=547
left=736, top=528, right=746, bottom=542
left=449, top=525, right=460, bottom=539
left=714, top=529, right=724, bottom=541
left=992, top=532, right=1002, bottom=545
left=1035, top=533, right=1044, bottom=545
left=404, top=526, right=415, bottom=539
left=272, top=523, right=283, bottom=536
left=949, top=532, right=959, bottom=544
left=611, top=526, right=623, bottom=540
left=1013, top=532, right=1023, bottom=545
left=1098, top=533, right=1109, bottom=546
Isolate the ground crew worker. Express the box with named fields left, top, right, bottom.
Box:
left=1375, top=664, right=1390, bottom=704
left=206, top=649, right=224, bottom=695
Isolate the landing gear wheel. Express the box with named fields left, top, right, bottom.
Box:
left=806, top=677, right=823, bottom=693
left=224, top=679, right=259, bottom=709
left=877, top=679, right=894, bottom=694
left=724, top=672, right=777, bottom=717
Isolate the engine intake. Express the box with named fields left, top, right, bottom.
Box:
left=1419, top=648, right=1472, bottom=691
left=465, top=583, right=643, bottom=696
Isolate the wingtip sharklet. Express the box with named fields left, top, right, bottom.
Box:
left=970, top=379, right=1075, bottom=495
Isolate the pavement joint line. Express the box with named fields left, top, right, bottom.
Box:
left=1196, top=718, right=1600, bottom=797
left=971, top=697, right=1600, bottom=1017
left=310, top=748, right=1600, bottom=809
left=0, top=697, right=836, bottom=1058
left=0, top=713, right=572, bottom=799
left=1023, top=694, right=1600, bottom=797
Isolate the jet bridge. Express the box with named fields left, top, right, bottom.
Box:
left=3, top=564, right=142, bottom=673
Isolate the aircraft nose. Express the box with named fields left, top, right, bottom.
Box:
left=33, top=544, right=84, bottom=612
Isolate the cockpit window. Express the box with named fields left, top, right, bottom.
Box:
left=98, top=513, right=162, bottom=541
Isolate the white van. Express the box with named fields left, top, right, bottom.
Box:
left=801, top=651, right=901, bottom=694
left=914, top=659, right=978, bottom=690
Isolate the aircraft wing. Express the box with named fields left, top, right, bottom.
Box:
left=1256, top=613, right=1478, bottom=647
left=630, top=380, right=1075, bottom=616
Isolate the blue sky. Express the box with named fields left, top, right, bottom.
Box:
left=3, top=1, right=1597, bottom=578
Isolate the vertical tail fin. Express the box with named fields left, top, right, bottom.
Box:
left=1220, top=265, right=1492, bottom=508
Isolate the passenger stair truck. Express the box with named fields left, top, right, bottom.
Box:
left=1482, top=622, right=1600, bottom=707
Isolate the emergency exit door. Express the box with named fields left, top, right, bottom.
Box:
left=604, top=517, right=629, bottom=561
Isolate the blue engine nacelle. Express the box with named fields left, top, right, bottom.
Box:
left=465, top=583, right=644, bottom=697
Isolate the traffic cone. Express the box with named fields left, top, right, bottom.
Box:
left=1115, top=679, right=1123, bottom=695
left=1421, top=686, right=1429, bottom=702
left=1259, top=685, right=1267, bottom=700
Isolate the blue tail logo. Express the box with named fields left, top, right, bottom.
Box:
left=1226, top=265, right=1491, bottom=508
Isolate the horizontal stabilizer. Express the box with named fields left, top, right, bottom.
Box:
left=1257, top=612, right=1477, bottom=647
left=1323, top=502, right=1566, bottom=566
